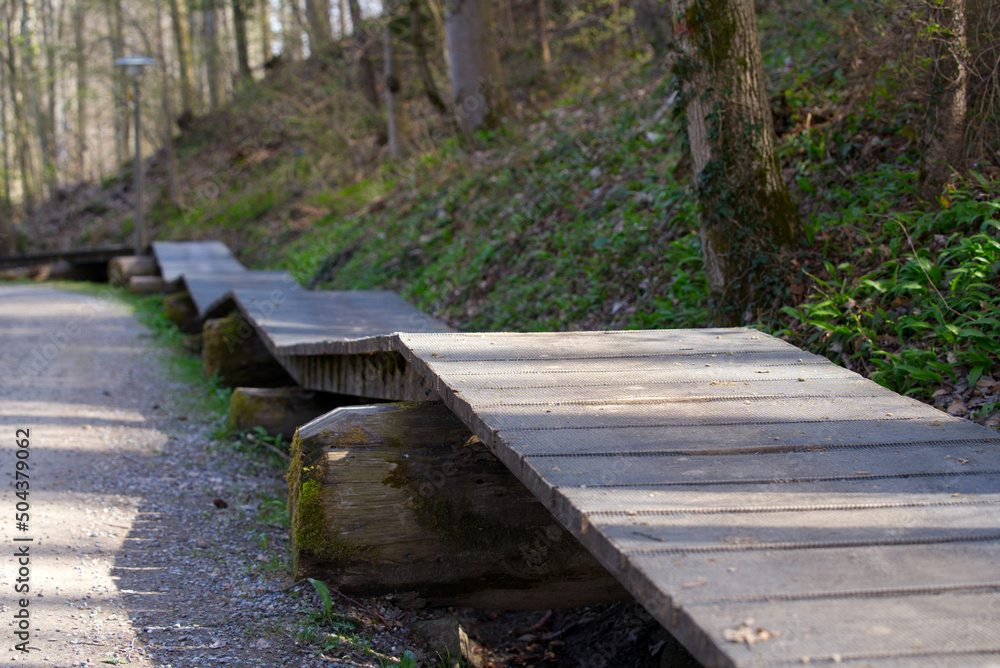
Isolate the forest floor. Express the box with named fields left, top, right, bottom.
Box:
left=0, top=284, right=701, bottom=668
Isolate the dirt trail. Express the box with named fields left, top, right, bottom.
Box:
left=0, top=286, right=396, bottom=667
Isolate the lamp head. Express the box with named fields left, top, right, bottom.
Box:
left=114, top=56, right=156, bottom=79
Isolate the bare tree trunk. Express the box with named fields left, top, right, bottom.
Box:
left=40, top=0, right=58, bottom=190
left=259, top=0, right=273, bottom=62
left=0, top=46, right=11, bottom=208
left=445, top=0, right=511, bottom=134
left=169, top=0, right=198, bottom=116
left=347, top=0, right=379, bottom=107
left=384, top=21, right=409, bottom=156
left=283, top=0, right=305, bottom=58
left=670, top=0, right=799, bottom=326
left=72, top=0, right=87, bottom=179
left=155, top=0, right=182, bottom=207
left=338, top=0, right=347, bottom=36
left=21, top=0, right=51, bottom=199
left=303, top=0, right=332, bottom=49
left=633, top=0, right=671, bottom=54
left=4, top=2, right=34, bottom=213
left=410, top=0, right=448, bottom=116
left=534, top=0, right=550, bottom=80
left=233, top=0, right=253, bottom=80
left=919, top=0, right=968, bottom=201
left=108, top=0, right=129, bottom=175
left=0, top=51, right=12, bottom=252
left=205, top=0, right=224, bottom=110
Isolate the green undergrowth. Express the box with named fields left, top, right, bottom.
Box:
left=98, top=0, right=998, bottom=422
left=772, top=179, right=1000, bottom=398
left=282, top=59, right=707, bottom=332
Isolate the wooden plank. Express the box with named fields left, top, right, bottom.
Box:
left=227, top=288, right=452, bottom=355
left=398, top=328, right=798, bottom=361
left=184, top=271, right=295, bottom=317
left=626, top=542, right=1000, bottom=605
left=152, top=240, right=245, bottom=282
left=394, top=330, right=1000, bottom=668
left=674, top=592, right=1000, bottom=667
left=289, top=352, right=440, bottom=401
left=499, top=417, right=997, bottom=457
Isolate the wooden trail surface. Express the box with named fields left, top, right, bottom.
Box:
left=153, top=240, right=1000, bottom=667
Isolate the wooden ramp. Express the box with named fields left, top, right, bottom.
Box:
left=153, top=241, right=1000, bottom=667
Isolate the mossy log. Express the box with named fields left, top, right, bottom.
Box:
left=202, top=312, right=296, bottom=387
left=128, top=275, right=166, bottom=295
left=288, top=402, right=629, bottom=609
left=108, top=255, right=158, bottom=288
left=228, top=387, right=352, bottom=440
left=163, top=291, right=201, bottom=334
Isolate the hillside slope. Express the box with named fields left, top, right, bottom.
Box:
left=18, top=0, right=1000, bottom=430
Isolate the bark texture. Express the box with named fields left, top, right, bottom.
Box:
left=445, top=0, right=511, bottom=134
left=384, top=21, right=410, bottom=157
left=347, top=0, right=379, bottom=107
left=671, top=0, right=799, bottom=325
left=919, top=0, right=968, bottom=201
left=170, top=0, right=197, bottom=116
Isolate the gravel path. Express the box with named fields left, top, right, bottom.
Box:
left=0, top=286, right=417, bottom=668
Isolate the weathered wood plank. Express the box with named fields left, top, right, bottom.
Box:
left=395, top=330, right=1000, bottom=668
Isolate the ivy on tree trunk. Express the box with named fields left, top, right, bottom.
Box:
left=670, top=0, right=800, bottom=326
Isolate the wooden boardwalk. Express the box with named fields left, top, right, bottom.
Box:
left=153, top=241, right=1000, bottom=667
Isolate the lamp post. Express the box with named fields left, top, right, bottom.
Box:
left=114, top=56, right=156, bottom=256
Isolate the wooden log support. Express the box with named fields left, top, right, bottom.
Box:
left=202, top=312, right=296, bottom=387
left=108, top=255, right=158, bottom=287
left=288, top=402, right=629, bottom=609
left=228, top=387, right=353, bottom=440
left=163, top=290, right=201, bottom=333
left=128, top=275, right=166, bottom=295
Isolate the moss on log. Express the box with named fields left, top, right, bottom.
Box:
left=163, top=291, right=201, bottom=334
left=202, top=312, right=296, bottom=387
left=228, top=387, right=352, bottom=440
left=288, top=402, right=629, bottom=609
left=108, top=255, right=158, bottom=288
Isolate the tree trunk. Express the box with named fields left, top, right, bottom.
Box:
left=108, top=0, right=129, bottom=175
left=282, top=0, right=305, bottom=59
left=259, top=0, right=273, bottom=62
left=0, top=43, right=11, bottom=210
left=72, top=0, right=87, bottom=179
left=534, top=0, right=550, bottom=80
left=304, top=0, right=332, bottom=50
left=670, top=0, right=799, bottom=326
left=20, top=0, right=47, bottom=200
left=919, top=0, right=968, bottom=201
left=634, top=0, right=671, bottom=54
left=410, top=0, right=449, bottom=116
left=169, top=0, right=198, bottom=116
left=233, top=0, right=253, bottom=81
left=155, top=0, right=182, bottom=207
left=338, top=0, right=347, bottom=36
left=347, top=0, right=379, bottom=107
left=445, top=0, right=511, bottom=134
left=288, top=402, right=629, bottom=609
left=205, top=0, right=224, bottom=110
left=39, top=0, right=57, bottom=191
left=384, top=21, right=410, bottom=156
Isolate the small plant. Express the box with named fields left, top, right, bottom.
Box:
left=308, top=578, right=334, bottom=619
